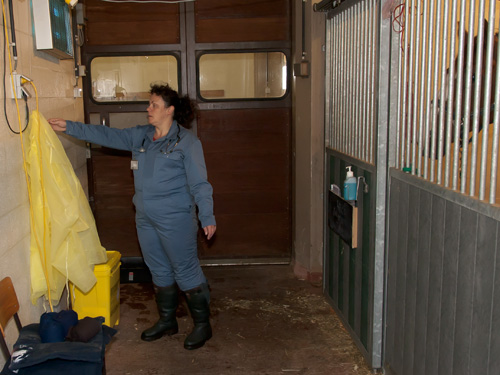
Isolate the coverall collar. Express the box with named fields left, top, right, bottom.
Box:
left=148, top=120, right=180, bottom=141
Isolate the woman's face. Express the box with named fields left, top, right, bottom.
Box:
left=147, top=94, right=173, bottom=126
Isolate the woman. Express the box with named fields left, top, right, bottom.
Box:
left=49, top=84, right=216, bottom=350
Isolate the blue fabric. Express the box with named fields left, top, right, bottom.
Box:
left=1, top=317, right=116, bottom=375
left=39, top=310, right=78, bottom=343
left=65, top=120, right=214, bottom=290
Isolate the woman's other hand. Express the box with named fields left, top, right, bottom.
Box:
left=48, top=118, right=67, bottom=132
left=203, top=225, right=216, bottom=240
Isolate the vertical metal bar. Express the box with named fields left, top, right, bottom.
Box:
left=406, top=0, right=415, bottom=170
left=410, top=0, right=422, bottom=175
left=489, top=16, right=500, bottom=204
left=361, top=1, right=368, bottom=162
left=370, top=0, right=376, bottom=163
left=395, top=10, right=402, bottom=170
left=460, top=2, right=477, bottom=193
left=346, top=7, right=352, bottom=155
left=373, top=0, right=391, bottom=367
left=340, top=12, right=347, bottom=153
left=401, top=0, right=410, bottom=169
left=350, top=6, right=356, bottom=156
left=430, top=0, right=443, bottom=183
left=417, top=0, right=429, bottom=177
left=423, top=0, right=436, bottom=180
left=357, top=3, right=363, bottom=160
left=330, top=19, right=335, bottom=148
left=329, top=18, right=339, bottom=149
left=451, top=0, right=467, bottom=190
left=443, top=0, right=459, bottom=187
left=479, top=2, right=496, bottom=201
left=335, top=16, right=340, bottom=150
left=366, top=0, right=374, bottom=163
left=354, top=3, right=361, bottom=158
left=469, top=2, right=486, bottom=196
left=437, top=0, right=451, bottom=185
left=326, top=18, right=333, bottom=149
left=343, top=10, right=350, bottom=153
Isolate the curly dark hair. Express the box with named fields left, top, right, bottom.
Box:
left=149, top=83, right=197, bottom=127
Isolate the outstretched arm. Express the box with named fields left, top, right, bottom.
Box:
left=48, top=118, right=67, bottom=132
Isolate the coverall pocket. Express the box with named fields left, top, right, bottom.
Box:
left=154, top=151, right=184, bottom=184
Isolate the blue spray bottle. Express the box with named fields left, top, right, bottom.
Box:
left=343, top=166, right=357, bottom=201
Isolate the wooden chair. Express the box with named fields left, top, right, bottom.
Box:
left=0, top=277, right=22, bottom=361
left=0, top=277, right=110, bottom=375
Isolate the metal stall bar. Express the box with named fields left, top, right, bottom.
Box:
left=469, top=2, right=486, bottom=197
left=443, top=0, right=459, bottom=188
left=460, top=1, right=477, bottom=193
left=341, top=11, right=348, bottom=153
left=353, top=3, right=361, bottom=159
left=436, top=0, right=451, bottom=185
left=417, top=0, right=429, bottom=177
left=400, top=0, right=409, bottom=169
left=405, top=0, right=415, bottom=171
left=360, top=1, right=367, bottom=161
left=451, top=0, right=467, bottom=190
left=490, top=10, right=500, bottom=204
left=479, top=1, right=497, bottom=201
left=325, top=16, right=333, bottom=148
left=410, top=0, right=422, bottom=176
left=422, top=0, right=435, bottom=180
left=430, top=0, right=443, bottom=182
left=366, top=0, right=373, bottom=162
left=373, top=0, right=389, bottom=368
left=348, top=6, right=354, bottom=156
left=332, top=16, right=339, bottom=149
left=369, top=0, right=376, bottom=163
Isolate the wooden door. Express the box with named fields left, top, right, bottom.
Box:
left=81, top=0, right=292, bottom=262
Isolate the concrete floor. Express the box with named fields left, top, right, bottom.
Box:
left=105, top=265, right=373, bottom=375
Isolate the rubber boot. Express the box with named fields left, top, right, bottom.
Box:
left=141, top=284, right=179, bottom=341
left=184, top=283, right=212, bottom=350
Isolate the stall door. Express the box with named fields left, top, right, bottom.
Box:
left=81, top=0, right=292, bottom=263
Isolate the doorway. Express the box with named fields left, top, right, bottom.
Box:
left=80, top=0, right=292, bottom=264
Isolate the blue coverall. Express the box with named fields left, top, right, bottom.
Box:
left=65, top=120, right=216, bottom=291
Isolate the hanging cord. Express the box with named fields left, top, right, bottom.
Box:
left=1, top=0, right=27, bottom=133
left=1, top=0, right=54, bottom=311
left=392, top=2, right=405, bottom=54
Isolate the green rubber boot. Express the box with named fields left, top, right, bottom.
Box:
left=184, top=283, right=212, bottom=350
left=141, top=284, right=179, bottom=341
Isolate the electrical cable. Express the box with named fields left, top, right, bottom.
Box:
left=1, top=0, right=54, bottom=311
left=2, top=0, right=27, bottom=134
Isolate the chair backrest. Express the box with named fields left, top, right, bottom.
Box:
left=0, top=277, right=22, bottom=360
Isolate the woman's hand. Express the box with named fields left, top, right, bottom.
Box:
left=203, top=225, right=216, bottom=240
left=48, top=118, right=67, bottom=132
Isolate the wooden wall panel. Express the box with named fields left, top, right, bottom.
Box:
left=197, top=108, right=291, bottom=258
left=195, top=0, right=290, bottom=43
left=91, top=150, right=139, bottom=257
left=83, top=0, right=180, bottom=45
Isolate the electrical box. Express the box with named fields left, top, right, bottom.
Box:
left=32, top=0, right=74, bottom=59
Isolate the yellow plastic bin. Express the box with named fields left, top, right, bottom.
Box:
left=71, top=251, right=121, bottom=327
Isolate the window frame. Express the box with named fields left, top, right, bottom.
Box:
left=196, top=49, right=291, bottom=103
left=88, top=52, right=182, bottom=105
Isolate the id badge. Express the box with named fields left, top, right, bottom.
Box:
left=131, top=160, right=139, bottom=170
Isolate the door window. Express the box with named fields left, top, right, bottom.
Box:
left=90, top=55, right=178, bottom=102
left=198, top=52, right=287, bottom=100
